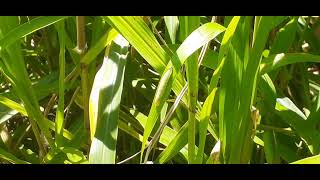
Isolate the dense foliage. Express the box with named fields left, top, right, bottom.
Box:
left=0, top=16, right=320, bottom=164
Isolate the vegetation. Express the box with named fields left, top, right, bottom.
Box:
left=0, top=16, right=320, bottom=164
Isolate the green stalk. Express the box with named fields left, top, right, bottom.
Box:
left=77, top=16, right=86, bottom=52
left=81, top=66, right=90, bottom=135
left=55, top=21, right=66, bottom=147
left=77, top=16, right=90, bottom=141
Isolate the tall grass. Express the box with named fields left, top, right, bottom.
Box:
left=0, top=16, right=320, bottom=164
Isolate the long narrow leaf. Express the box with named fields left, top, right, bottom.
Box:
left=180, top=16, right=200, bottom=163
left=89, top=34, right=129, bottom=164
left=54, top=21, right=66, bottom=146
left=0, top=16, right=68, bottom=50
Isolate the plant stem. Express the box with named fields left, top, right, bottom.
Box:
left=76, top=16, right=90, bottom=147
left=77, top=16, right=86, bottom=52
left=64, top=87, right=80, bottom=121
left=81, top=65, right=90, bottom=137
left=143, top=85, right=188, bottom=163
left=29, top=119, right=47, bottom=161
left=44, top=94, right=57, bottom=118
left=257, top=124, right=294, bottom=136
left=64, top=64, right=80, bottom=83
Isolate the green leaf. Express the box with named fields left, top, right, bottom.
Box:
left=104, top=16, right=168, bottom=73
left=209, top=16, right=241, bottom=91
left=118, top=109, right=190, bottom=162
left=140, top=67, right=173, bottom=162
left=164, top=16, right=179, bottom=44
left=89, top=34, right=129, bottom=164
left=275, top=97, right=319, bottom=154
left=0, top=16, right=54, bottom=150
left=0, top=95, right=27, bottom=116
left=176, top=23, right=225, bottom=63
left=0, top=146, right=30, bottom=164
left=207, top=16, right=242, bottom=163
left=104, top=16, right=187, bottom=106
left=291, top=155, right=320, bottom=164
left=201, top=49, right=219, bottom=69
left=260, top=53, right=320, bottom=74
left=60, top=147, right=88, bottom=164
left=196, top=88, right=217, bottom=163
left=155, top=119, right=209, bottom=164
left=263, top=130, right=280, bottom=164
left=234, top=16, right=278, bottom=163
left=81, top=28, right=119, bottom=65
left=125, top=109, right=185, bottom=151
left=270, top=17, right=298, bottom=54
left=0, top=16, right=68, bottom=50
left=140, top=22, right=225, bottom=162
left=156, top=122, right=189, bottom=163
left=54, top=21, right=66, bottom=147
left=276, top=97, right=307, bottom=120
left=0, top=95, right=74, bottom=141
left=258, top=74, right=280, bottom=164
left=179, top=16, right=200, bottom=163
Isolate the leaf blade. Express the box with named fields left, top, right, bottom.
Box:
left=89, top=34, right=129, bottom=164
